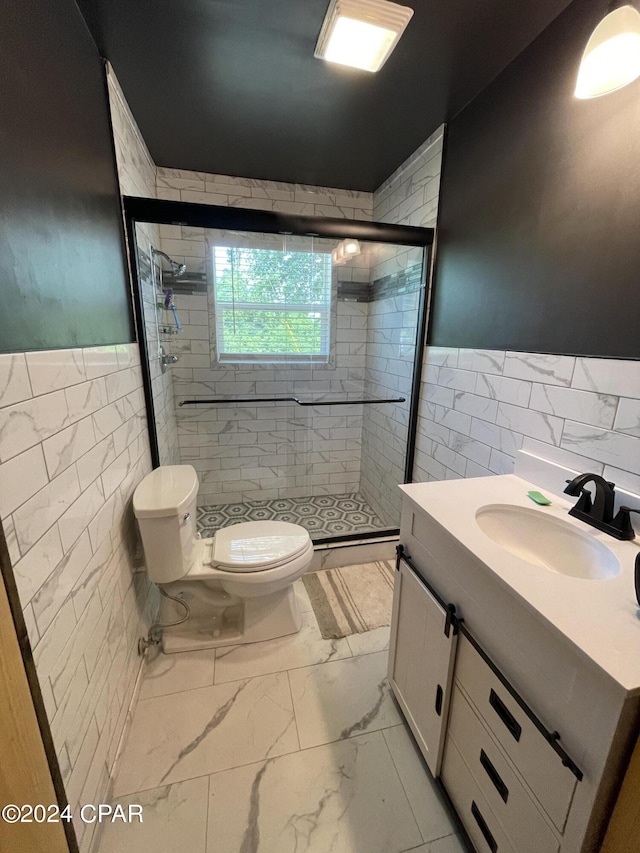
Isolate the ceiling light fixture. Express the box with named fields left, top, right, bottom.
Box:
left=315, top=0, right=414, bottom=73
left=575, top=4, right=640, bottom=98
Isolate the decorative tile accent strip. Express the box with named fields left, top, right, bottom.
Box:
left=337, top=281, right=371, bottom=302
left=370, top=263, right=423, bottom=302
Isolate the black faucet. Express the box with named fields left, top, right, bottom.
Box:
left=564, top=473, right=638, bottom=540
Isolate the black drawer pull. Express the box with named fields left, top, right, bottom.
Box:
left=471, top=800, right=498, bottom=852
left=480, top=749, right=509, bottom=803
left=489, top=689, right=522, bottom=742
left=435, top=684, right=443, bottom=716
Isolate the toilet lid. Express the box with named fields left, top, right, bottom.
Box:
left=212, top=521, right=310, bottom=571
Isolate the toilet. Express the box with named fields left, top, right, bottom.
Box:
left=133, top=465, right=313, bottom=653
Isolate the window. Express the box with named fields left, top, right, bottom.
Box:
left=212, top=245, right=332, bottom=362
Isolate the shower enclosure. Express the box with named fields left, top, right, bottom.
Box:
left=125, top=197, right=433, bottom=544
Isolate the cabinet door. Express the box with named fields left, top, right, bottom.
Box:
left=388, top=556, right=457, bottom=776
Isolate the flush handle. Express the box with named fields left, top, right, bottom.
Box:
left=183, top=513, right=192, bottom=523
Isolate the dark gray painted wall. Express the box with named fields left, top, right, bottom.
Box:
left=0, top=0, right=134, bottom=354
left=430, top=0, right=640, bottom=359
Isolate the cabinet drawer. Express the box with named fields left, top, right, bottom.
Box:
left=455, top=635, right=577, bottom=831
left=448, top=686, right=560, bottom=853
left=442, top=737, right=516, bottom=853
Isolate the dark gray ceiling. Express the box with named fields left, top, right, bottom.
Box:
left=78, top=0, right=574, bottom=190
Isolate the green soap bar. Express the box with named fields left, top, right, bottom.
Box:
left=527, top=490, right=551, bottom=506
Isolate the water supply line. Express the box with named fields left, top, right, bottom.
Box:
left=138, top=586, right=191, bottom=655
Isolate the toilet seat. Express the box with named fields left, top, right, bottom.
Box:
left=186, top=537, right=314, bottom=596
left=211, top=521, right=310, bottom=571
left=185, top=521, right=313, bottom=583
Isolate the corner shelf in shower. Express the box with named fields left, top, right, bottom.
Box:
left=179, top=395, right=406, bottom=407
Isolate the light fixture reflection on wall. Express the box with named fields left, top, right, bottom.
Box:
left=575, top=4, right=640, bottom=98
left=315, top=0, right=414, bottom=73
left=331, top=239, right=361, bottom=265
left=342, top=238, right=361, bottom=255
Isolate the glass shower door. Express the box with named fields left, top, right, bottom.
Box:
left=132, top=216, right=427, bottom=542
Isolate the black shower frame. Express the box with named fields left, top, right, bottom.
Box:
left=123, top=195, right=435, bottom=544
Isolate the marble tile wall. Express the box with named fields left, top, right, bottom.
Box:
left=156, top=166, right=374, bottom=232
left=359, top=286, right=420, bottom=527
left=371, top=128, right=443, bottom=282
left=154, top=174, right=374, bottom=506
left=106, top=65, right=156, bottom=201
left=172, top=287, right=368, bottom=506
left=416, top=347, right=640, bottom=491
left=359, top=129, right=444, bottom=525
left=0, top=345, right=159, bottom=852
left=107, top=65, right=180, bottom=468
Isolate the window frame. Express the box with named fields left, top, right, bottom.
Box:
left=211, top=245, right=333, bottom=364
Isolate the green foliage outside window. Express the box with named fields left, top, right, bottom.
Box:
left=213, top=247, right=331, bottom=359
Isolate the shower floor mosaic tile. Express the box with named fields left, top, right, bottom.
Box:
left=197, top=493, right=389, bottom=540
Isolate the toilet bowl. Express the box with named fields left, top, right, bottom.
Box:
left=133, top=465, right=313, bottom=652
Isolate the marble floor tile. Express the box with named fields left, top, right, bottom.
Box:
left=383, top=725, right=456, bottom=843
left=113, top=672, right=299, bottom=796
left=401, top=835, right=467, bottom=853
left=214, top=611, right=351, bottom=684
left=139, top=647, right=216, bottom=700
left=294, top=578, right=313, bottom=612
left=346, top=625, right=391, bottom=657
left=95, top=777, right=208, bottom=853
left=206, top=731, right=422, bottom=853
left=288, top=651, right=401, bottom=749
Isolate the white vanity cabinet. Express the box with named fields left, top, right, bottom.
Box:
left=441, top=634, right=576, bottom=853
left=390, top=479, right=640, bottom=853
left=387, top=556, right=458, bottom=775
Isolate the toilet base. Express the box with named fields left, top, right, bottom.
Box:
left=160, top=584, right=302, bottom=653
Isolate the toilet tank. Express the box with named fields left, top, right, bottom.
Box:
left=133, top=465, right=200, bottom=583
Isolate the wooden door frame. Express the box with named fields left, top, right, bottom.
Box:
left=602, top=728, right=640, bottom=851
left=0, top=520, right=77, bottom=853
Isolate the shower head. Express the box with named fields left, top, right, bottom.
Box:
left=151, top=248, right=187, bottom=277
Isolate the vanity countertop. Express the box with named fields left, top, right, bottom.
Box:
left=400, top=475, right=640, bottom=694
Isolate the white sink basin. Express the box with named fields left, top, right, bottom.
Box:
left=475, top=504, right=621, bottom=580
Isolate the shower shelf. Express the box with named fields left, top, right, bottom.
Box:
left=179, top=395, right=406, bottom=407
